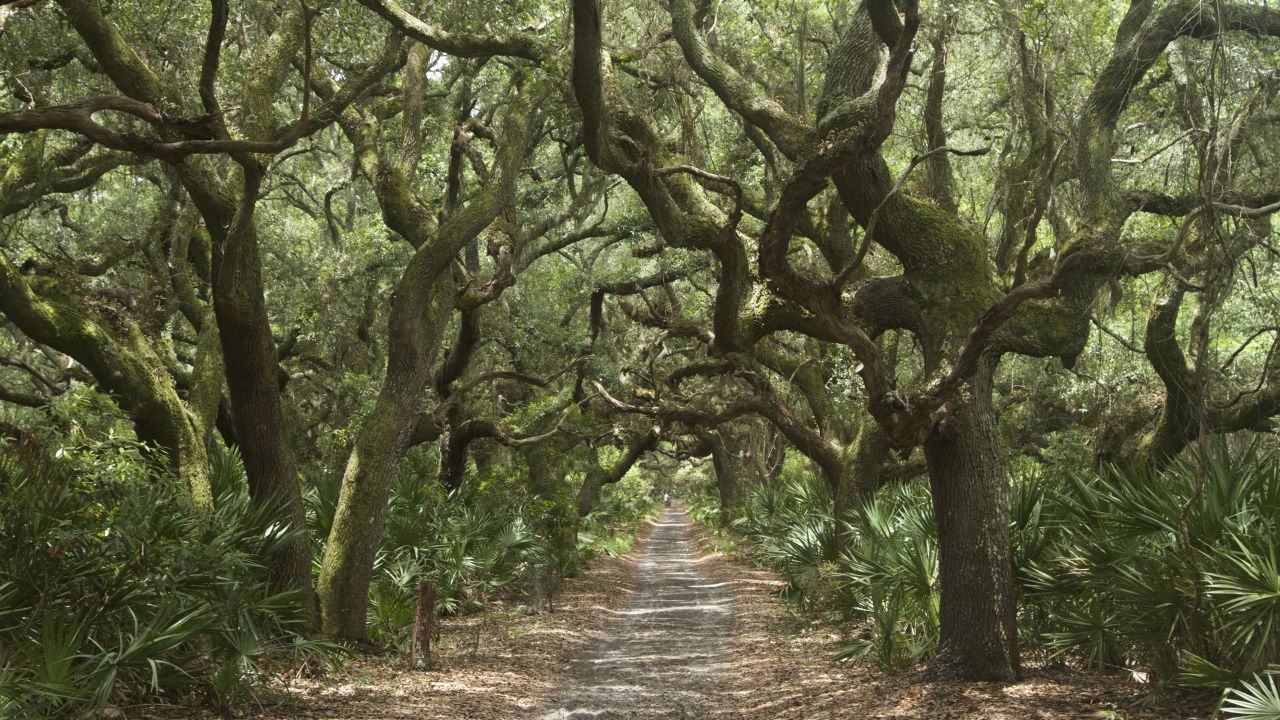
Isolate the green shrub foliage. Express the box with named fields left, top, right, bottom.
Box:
left=715, top=444, right=1280, bottom=705
left=0, top=439, right=344, bottom=717
left=362, top=456, right=658, bottom=649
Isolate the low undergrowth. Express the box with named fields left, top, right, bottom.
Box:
left=691, top=444, right=1280, bottom=718
left=1, top=426, right=661, bottom=717
left=0, top=438, right=345, bottom=718
left=344, top=454, right=660, bottom=652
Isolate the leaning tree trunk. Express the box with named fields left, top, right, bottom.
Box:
left=318, top=84, right=531, bottom=640
left=574, top=427, right=661, bottom=517
left=1135, top=282, right=1199, bottom=471
left=0, top=255, right=213, bottom=512
left=318, top=271, right=455, bottom=640
left=922, top=356, right=1019, bottom=681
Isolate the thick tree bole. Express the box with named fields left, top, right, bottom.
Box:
left=205, top=189, right=316, bottom=620
left=924, top=359, right=1020, bottom=680
left=708, top=432, right=739, bottom=526
left=172, top=163, right=318, bottom=618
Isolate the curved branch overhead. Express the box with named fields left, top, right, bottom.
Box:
left=354, top=0, right=549, bottom=60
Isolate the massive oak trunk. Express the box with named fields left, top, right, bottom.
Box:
left=923, top=357, right=1019, bottom=680
left=208, top=211, right=314, bottom=616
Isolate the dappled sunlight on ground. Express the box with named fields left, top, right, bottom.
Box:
left=537, top=505, right=734, bottom=719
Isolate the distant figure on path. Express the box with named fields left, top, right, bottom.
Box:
left=663, top=492, right=671, bottom=507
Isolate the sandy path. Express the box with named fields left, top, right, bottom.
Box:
left=536, top=504, right=732, bottom=719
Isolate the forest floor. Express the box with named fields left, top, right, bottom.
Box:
left=139, top=504, right=1198, bottom=719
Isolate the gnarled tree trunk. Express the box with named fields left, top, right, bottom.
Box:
left=318, top=272, right=456, bottom=640
left=208, top=204, right=315, bottom=617
left=575, top=427, right=661, bottom=517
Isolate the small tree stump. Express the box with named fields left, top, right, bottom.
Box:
left=408, top=579, right=435, bottom=670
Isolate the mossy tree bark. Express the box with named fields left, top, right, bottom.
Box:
left=43, top=0, right=401, bottom=619
left=923, top=358, right=1020, bottom=680
left=317, top=88, right=533, bottom=640
left=0, top=252, right=213, bottom=511
left=0, top=135, right=213, bottom=509
left=319, top=271, right=457, bottom=640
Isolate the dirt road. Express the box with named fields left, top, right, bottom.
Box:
left=162, top=502, right=1175, bottom=719
left=537, top=504, right=733, bottom=719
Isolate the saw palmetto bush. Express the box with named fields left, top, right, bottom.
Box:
left=727, top=443, right=1280, bottom=705
left=1016, top=445, right=1280, bottom=707
left=366, top=468, right=552, bottom=647
left=724, top=475, right=938, bottom=670
left=1223, top=674, right=1280, bottom=720
left=733, top=476, right=842, bottom=610
left=833, top=484, right=940, bottom=671
left=0, top=439, right=344, bottom=718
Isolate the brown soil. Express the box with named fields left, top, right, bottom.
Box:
left=135, top=505, right=1197, bottom=719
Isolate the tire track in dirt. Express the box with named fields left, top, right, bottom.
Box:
left=536, top=504, right=733, bottom=719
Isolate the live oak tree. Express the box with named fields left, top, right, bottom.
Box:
left=1, top=0, right=405, bottom=615
left=563, top=0, right=1280, bottom=678
left=0, top=158, right=218, bottom=509
left=314, top=53, right=607, bottom=638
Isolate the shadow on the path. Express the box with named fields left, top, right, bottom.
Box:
left=537, top=504, right=733, bottom=719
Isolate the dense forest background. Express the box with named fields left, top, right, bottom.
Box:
left=2, top=0, right=1280, bottom=717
